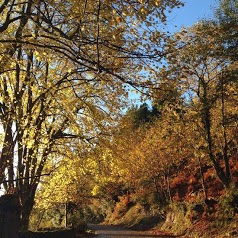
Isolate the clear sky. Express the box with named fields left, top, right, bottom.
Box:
left=167, top=0, right=219, bottom=31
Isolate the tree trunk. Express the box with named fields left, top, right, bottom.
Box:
left=153, top=176, right=166, bottom=205
left=165, top=172, right=172, bottom=203
left=198, top=157, right=208, bottom=201
left=221, top=73, right=231, bottom=186
left=20, top=195, right=35, bottom=231
left=20, top=184, right=37, bottom=231
left=201, top=83, right=231, bottom=188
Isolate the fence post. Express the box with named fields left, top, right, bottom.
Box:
left=0, top=194, right=21, bottom=238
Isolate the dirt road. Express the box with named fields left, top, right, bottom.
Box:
left=87, top=224, right=169, bottom=238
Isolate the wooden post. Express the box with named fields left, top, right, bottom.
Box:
left=0, top=194, right=21, bottom=238
left=65, top=202, right=68, bottom=228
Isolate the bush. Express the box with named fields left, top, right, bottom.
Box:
left=29, top=207, right=66, bottom=230
left=67, top=210, right=87, bottom=232
left=161, top=202, right=192, bottom=235
left=214, top=190, right=238, bottom=227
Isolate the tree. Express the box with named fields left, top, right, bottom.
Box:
left=35, top=150, right=95, bottom=209
left=162, top=17, right=238, bottom=188
left=125, top=103, right=161, bottom=128
left=94, top=98, right=189, bottom=206
left=125, top=105, right=191, bottom=203
left=0, top=0, right=183, bottom=230
left=214, top=0, right=238, bottom=64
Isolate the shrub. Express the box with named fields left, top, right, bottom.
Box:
left=161, top=202, right=192, bottom=235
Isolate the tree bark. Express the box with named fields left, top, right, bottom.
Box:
left=221, top=73, right=231, bottom=186
left=198, top=157, right=208, bottom=201
left=20, top=186, right=37, bottom=231
left=165, top=172, right=172, bottom=203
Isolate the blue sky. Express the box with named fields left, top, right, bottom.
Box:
left=167, top=0, right=219, bottom=31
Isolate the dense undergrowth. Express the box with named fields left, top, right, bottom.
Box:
left=101, top=157, right=238, bottom=237
left=102, top=192, right=238, bottom=237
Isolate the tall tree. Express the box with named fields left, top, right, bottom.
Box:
left=162, top=17, right=237, bottom=188
left=0, top=0, right=183, bottom=230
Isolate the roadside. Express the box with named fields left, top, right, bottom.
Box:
left=86, top=223, right=175, bottom=238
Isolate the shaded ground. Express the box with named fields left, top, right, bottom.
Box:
left=87, top=224, right=174, bottom=238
